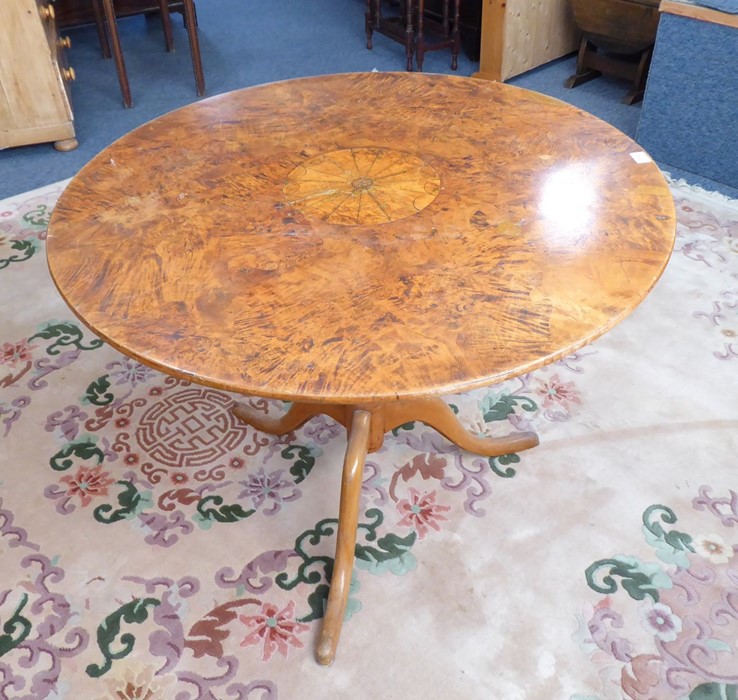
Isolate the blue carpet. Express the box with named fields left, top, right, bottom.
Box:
left=0, top=0, right=734, bottom=200
left=637, top=12, right=738, bottom=192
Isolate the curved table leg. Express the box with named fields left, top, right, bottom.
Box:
left=316, top=409, right=371, bottom=667
left=232, top=400, right=346, bottom=435
left=384, top=397, right=539, bottom=456
left=233, top=396, right=536, bottom=666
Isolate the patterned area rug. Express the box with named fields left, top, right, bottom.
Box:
left=1, top=179, right=737, bottom=700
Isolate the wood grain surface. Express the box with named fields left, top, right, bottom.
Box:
left=46, top=72, right=676, bottom=404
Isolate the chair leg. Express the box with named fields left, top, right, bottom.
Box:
left=404, top=0, right=415, bottom=72
left=100, top=0, right=132, bottom=107
left=158, top=0, right=174, bottom=52
left=365, top=0, right=374, bottom=49
left=450, top=0, right=460, bottom=70
left=182, top=0, right=205, bottom=96
left=416, top=0, right=425, bottom=72
left=91, top=0, right=111, bottom=58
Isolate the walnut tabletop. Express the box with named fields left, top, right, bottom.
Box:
left=47, top=72, right=675, bottom=405
left=46, top=72, right=676, bottom=666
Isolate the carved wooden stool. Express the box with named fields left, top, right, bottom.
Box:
left=366, top=0, right=461, bottom=72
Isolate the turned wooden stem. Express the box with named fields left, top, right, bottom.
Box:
left=315, top=409, right=371, bottom=666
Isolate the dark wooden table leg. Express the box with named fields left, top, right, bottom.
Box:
left=366, top=0, right=375, bottom=49
left=100, top=0, right=132, bottom=107
left=404, top=0, right=415, bottom=71
left=416, top=0, right=425, bottom=72
left=91, top=0, right=111, bottom=58
left=158, top=0, right=174, bottom=51
left=451, top=0, right=460, bottom=70
left=182, top=0, right=205, bottom=95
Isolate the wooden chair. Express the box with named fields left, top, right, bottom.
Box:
left=366, top=0, right=461, bottom=72
left=94, top=0, right=204, bottom=107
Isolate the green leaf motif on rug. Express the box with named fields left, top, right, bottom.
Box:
left=281, top=444, right=320, bottom=484
left=30, top=321, right=104, bottom=355
left=0, top=239, right=37, bottom=270
left=489, top=452, right=520, bottom=478
left=277, top=508, right=405, bottom=621
left=94, top=481, right=151, bottom=524
left=194, top=495, right=255, bottom=524
left=0, top=593, right=32, bottom=657
left=641, top=504, right=695, bottom=568
left=23, top=203, right=51, bottom=227
left=50, top=436, right=105, bottom=472
left=302, top=575, right=363, bottom=624
left=480, top=393, right=537, bottom=422
left=585, top=555, right=672, bottom=602
left=355, top=532, right=418, bottom=575
left=83, top=374, right=115, bottom=406
left=85, top=597, right=160, bottom=677
left=690, top=683, right=738, bottom=700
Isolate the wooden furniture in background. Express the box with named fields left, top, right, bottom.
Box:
left=474, top=0, right=579, bottom=82
left=54, top=0, right=204, bottom=108
left=0, top=0, right=77, bottom=151
left=566, top=0, right=660, bottom=104
left=92, top=0, right=204, bottom=108
left=55, top=0, right=186, bottom=27
left=425, top=0, right=482, bottom=60
left=366, top=0, right=461, bottom=71
left=47, top=72, right=676, bottom=665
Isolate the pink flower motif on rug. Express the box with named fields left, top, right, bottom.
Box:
left=239, top=601, right=310, bottom=661
left=1, top=338, right=35, bottom=367
left=396, top=488, right=450, bottom=539
left=59, top=465, right=116, bottom=507
left=535, top=373, right=581, bottom=420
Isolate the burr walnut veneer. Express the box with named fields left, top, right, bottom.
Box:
left=46, top=72, right=676, bottom=666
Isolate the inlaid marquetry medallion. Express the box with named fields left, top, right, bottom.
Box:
left=283, top=147, right=441, bottom=225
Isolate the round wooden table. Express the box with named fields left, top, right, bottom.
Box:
left=46, top=72, right=676, bottom=666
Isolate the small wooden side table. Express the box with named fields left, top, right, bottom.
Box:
left=366, top=0, right=461, bottom=71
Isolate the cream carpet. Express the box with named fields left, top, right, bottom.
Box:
left=1, top=179, right=737, bottom=699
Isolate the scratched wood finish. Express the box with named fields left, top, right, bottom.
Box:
left=47, top=72, right=676, bottom=405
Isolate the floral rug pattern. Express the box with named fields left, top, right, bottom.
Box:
left=1, top=179, right=737, bottom=699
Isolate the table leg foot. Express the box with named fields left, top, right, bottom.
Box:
left=232, top=400, right=346, bottom=435
left=384, top=397, right=539, bottom=456
left=316, top=409, right=371, bottom=666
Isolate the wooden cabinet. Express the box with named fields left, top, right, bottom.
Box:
left=0, top=0, right=78, bottom=151
left=474, top=0, right=579, bottom=82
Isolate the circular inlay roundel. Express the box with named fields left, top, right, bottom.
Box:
left=135, top=388, right=247, bottom=468
left=283, top=147, right=441, bottom=226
